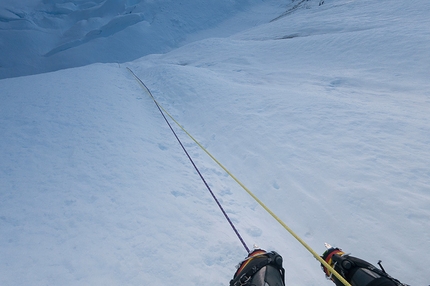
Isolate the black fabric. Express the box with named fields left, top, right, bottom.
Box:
left=248, top=265, right=284, bottom=286
left=349, top=268, right=396, bottom=286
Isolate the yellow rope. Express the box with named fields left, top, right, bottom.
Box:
left=127, top=68, right=351, bottom=286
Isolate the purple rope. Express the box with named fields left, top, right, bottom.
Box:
left=130, top=69, right=250, bottom=253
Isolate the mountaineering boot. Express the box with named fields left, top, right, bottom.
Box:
left=230, top=249, right=285, bottom=286
left=321, top=246, right=408, bottom=286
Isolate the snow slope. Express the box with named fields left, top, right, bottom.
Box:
left=0, top=0, right=278, bottom=79
left=1, top=0, right=430, bottom=285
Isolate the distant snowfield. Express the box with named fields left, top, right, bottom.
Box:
left=0, top=0, right=281, bottom=79
left=1, top=0, right=430, bottom=285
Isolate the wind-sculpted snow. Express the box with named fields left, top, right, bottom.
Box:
left=44, top=13, right=146, bottom=57
left=0, top=0, right=272, bottom=79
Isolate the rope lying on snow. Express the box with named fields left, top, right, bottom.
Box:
left=127, top=67, right=351, bottom=286
left=127, top=67, right=250, bottom=253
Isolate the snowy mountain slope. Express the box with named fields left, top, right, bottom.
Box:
left=0, top=64, right=234, bottom=285
left=1, top=0, right=430, bottom=285
left=0, top=0, right=282, bottom=79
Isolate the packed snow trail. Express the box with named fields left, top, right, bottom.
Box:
left=129, top=66, right=354, bottom=286
left=128, top=67, right=251, bottom=253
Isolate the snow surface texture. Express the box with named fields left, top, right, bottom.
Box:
left=0, top=0, right=273, bottom=79
left=1, top=0, right=430, bottom=285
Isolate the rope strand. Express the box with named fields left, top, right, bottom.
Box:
left=127, top=67, right=351, bottom=286
left=127, top=68, right=250, bottom=253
